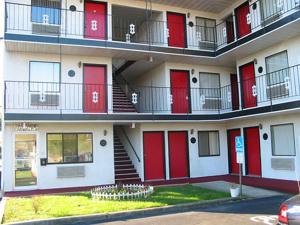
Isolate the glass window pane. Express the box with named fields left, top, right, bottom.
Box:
left=47, top=134, right=63, bottom=163
left=31, top=0, right=61, bottom=25
left=63, top=134, right=78, bottom=163
left=266, top=51, right=289, bottom=85
left=198, top=132, right=209, bottom=156
left=30, top=62, right=60, bottom=92
left=209, top=132, right=220, bottom=155
left=15, top=134, right=37, bottom=187
left=271, top=124, right=295, bottom=156
left=78, top=134, right=93, bottom=162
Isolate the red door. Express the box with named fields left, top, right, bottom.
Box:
left=167, top=12, right=186, bottom=48
left=168, top=131, right=189, bottom=179
left=240, top=63, right=257, bottom=109
left=230, top=74, right=239, bottom=110
left=84, top=1, right=107, bottom=40
left=227, top=129, right=241, bottom=174
left=143, top=132, right=165, bottom=181
left=170, top=70, right=190, bottom=114
left=244, top=127, right=262, bottom=176
left=226, top=18, right=235, bottom=44
left=235, top=2, right=251, bottom=38
left=83, top=65, right=107, bottom=113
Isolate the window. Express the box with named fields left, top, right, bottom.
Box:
left=198, top=131, right=220, bottom=156
left=266, top=51, right=289, bottom=99
left=199, top=73, right=220, bottom=109
left=271, top=124, right=296, bottom=156
left=266, top=51, right=289, bottom=86
left=196, top=17, right=216, bottom=50
left=31, top=0, right=61, bottom=25
left=30, top=61, right=60, bottom=92
left=47, top=133, right=93, bottom=164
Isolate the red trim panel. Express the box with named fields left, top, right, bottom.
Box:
left=230, top=74, right=240, bottom=110
left=143, top=132, right=165, bottom=181
left=168, top=131, right=189, bottom=179
left=228, top=129, right=241, bottom=174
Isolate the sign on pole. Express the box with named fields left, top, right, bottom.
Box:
left=235, top=136, right=244, bottom=197
left=235, top=136, right=244, bottom=164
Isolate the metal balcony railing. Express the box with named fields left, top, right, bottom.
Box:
left=4, top=65, right=300, bottom=115
left=5, top=0, right=300, bottom=51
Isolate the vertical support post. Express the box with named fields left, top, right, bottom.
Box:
left=239, top=163, right=243, bottom=197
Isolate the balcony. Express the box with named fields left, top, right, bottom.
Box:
left=4, top=1, right=300, bottom=58
left=4, top=64, right=300, bottom=120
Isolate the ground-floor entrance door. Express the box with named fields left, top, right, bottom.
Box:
left=168, top=131, right=189, bottom=179
left=15, top=134, right=37, bottom=187
left=227, top=129, right=241, bottom=174
left=244, top=127, right=262, bottom=176
left=143, top=132, right=165, bottom=181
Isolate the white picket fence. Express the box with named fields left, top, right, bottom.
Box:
left=91, top=184, right=154, bottom=200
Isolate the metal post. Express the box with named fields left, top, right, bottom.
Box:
left=239, top=163, right=243, bottom=197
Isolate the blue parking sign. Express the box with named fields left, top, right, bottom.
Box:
left=235, top=136, right=244, bottom=153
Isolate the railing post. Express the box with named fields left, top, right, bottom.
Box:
left=151, top=81, right=154, bottom=115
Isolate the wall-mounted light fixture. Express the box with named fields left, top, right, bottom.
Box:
left=253, top=58, right=258, bottom=64
left=259, top=123, right=263, bottom=130
left=190, top=129, right=194, bottom=135
left=148, top=56, right=153, bottom=63
left=191, top=69, right=195, bottom=75
left=78, top=61, right=82, bottom=68
left=103, top=129, right=108, bottom=136
left=187, top=12, right=191, bottom=18
left=131, top=123, right=136, bottom=129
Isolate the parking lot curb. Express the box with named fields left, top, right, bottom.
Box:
left=5, top=197, right=248, bottom=225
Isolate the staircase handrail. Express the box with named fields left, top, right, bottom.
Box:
left=118, top=127, right=141, bottom=163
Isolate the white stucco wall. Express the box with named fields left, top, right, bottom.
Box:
left=3, top=122, right=114, bottom=192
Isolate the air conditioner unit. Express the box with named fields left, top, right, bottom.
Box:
left=199, top=41, right=216, bottom=51
left=202, top=97, right=221, bottom=110
left=30, top=93, right=60, bottom=107
left=32, top=23, right=60, bottom=35
left=266, top=83, right=289, bottom=99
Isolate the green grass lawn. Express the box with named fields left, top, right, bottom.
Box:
left=4, top=185, right=230, bottom=224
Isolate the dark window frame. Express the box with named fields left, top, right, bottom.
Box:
left=198, top=130, right=220, bottom=157
left=271, top=123, right=296, bottom=157
left=47, top=132, right=93, bottom=164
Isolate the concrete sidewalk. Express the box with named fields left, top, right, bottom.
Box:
left=194, top=181, right=284, bottom=198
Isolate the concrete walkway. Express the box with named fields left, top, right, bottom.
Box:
left=194, top=181, right=284, bottom=198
